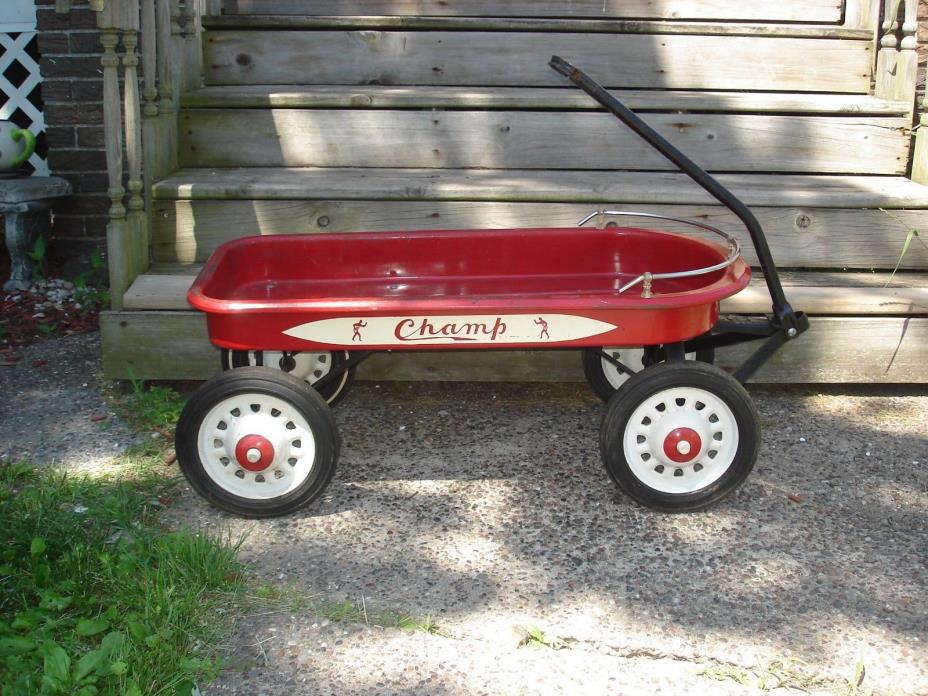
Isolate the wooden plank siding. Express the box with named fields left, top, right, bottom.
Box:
left=152, top=169, right=928, bottom=209
left=122, top=270, right=928, bottom=316
left=178, top=109, right=909, bottom=173
left=202, top=31, right=873, bottom=92
left=182, top=86, right=911, bottom=115
left=149, top=199, right=928, bottom=270
left=100, top=312, right=928, bottom=384
left=114, top=0, right=928, bottom=384
left=221, top=0, right=845, bottom=23
left=204, top=16, right=872, bottom=39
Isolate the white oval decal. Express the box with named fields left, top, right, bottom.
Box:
left=282, top=314, right=617, bottom=346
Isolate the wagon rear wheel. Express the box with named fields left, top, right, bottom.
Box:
left=582, top=346, right=715, bottom=402
left=176, top=367, right=340, bottom=518
left=599, top=361, right=758, bottom=512
left=222, top=349, right=354, bottom=405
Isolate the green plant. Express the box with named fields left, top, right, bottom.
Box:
left=25, top=235, right=46, bottom=278
left=122, top=372, right=186, bottom=432
left=700, top=656, right=881, bottom=695
left=0, top=461, right=248, bottom=695
left=880, top=209, right=928, bottom=285
left=36, top=323, right=57, bottom=337
left=315, top=596, right=443, bottom=635
left=73, top=248, right=110, bottom=308
left=520, top=624, right=567, bottom=650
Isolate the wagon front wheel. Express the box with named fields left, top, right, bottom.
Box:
left=222, top=349, right=354, bottom=405
left=600, top=361, right=759, bottom=512
left=175, top=367, right=339, bottom=518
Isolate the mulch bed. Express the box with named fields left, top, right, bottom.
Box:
left=0, top=249, right=104, bottom=364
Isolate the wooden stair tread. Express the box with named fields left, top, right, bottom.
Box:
left=152, top=169, right=928, bottom=208
left=124, top=267, right=928, bottom=316
left=182, top=86, right=910, bottom=115
left=219, top=0, right=844, bottom=24
left=204, top=15, right=872, bottom=39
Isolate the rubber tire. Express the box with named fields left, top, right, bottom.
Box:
left=221, top=349, right=354, bottom=405
left=582, top=346, right=715, bottom=403
left=175, top=367, right=340, bottom=518
left=600, top=361, right=759, bottom=512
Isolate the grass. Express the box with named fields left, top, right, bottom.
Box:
left=121, top=377, right=186, bottom=434
left=260, top=593, right=443, bottom=636
left=0, top=458, right=247, bottom=696
left=701, top=655, right=883, bottom=696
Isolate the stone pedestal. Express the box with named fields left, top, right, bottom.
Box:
left=1, top=176, right=72, bottom=292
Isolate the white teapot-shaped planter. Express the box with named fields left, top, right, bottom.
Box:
left=0, top=121, right=36, bottom=173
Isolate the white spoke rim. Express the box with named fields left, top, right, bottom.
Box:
left=197, top=393, right=317, bottom=500
left=623, top=386, right=738, bottom=494
left=247, top=351, right=334, bottom=386
left=600, top=347, right=645, bottom=389
left=601, top=347, right=701, bottom=390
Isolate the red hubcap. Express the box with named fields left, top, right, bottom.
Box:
left=663, top=427, right=702, bottom=463
left=235, top=434, right=275, bottom=472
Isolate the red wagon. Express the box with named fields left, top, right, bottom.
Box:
left=175, top=58, right=808, bottom=517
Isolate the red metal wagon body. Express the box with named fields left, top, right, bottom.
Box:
left=189, top=225, right=750, bottom=353
left=173, top=58, right=808, bottom=518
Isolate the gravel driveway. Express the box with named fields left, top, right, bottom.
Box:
left=3, top=333, right=926, bottom=695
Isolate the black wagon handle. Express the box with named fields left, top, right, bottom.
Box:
left=549, top=55, right=806, bottom=339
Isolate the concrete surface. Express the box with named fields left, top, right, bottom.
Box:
left=2, top=333, right=926, bottom=694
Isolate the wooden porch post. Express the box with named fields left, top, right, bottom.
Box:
left=875, top=0, right=918, bottom=103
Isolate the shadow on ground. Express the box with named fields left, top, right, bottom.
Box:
left=166, top=381, right=928, bottom=694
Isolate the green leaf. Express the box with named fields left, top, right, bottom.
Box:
left=73, top=648, right=105, bottom=683
left=42, top=641, right=71, bottom=683
left=76, top=618, right=110, bottom=637
left=30, top=538, right=47, bottom=557
left=0, top=636, right=35, bottom=655
left=99, top=631, right=125, bottom=657
left=109, top=661, right=127, bottom=675
left=126, top=683, right=142, bottom=696
left=127, top=620, right=150, bottom=641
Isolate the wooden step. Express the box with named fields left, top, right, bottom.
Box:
left=219, top=1, right=844, bottom=24
left=182, top=86, right=911, bottom=115
left=178, top=107, right=908, bottom=173
left=100, top=310, right=928, bottom=383
left=204, top=16, right=869, bottom=39
left=152, top=169, right=928, bottom=207
left=150, top=198, right=928, bottom=270
left=203, top=30, right=872, bottom=92
left=123, top=268, right=928, bottom=317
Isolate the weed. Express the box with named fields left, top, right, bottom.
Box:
left=700, top=656, right=883, bottom=695
left=121, top=372, right=186, bottom=433
left=25, top=236, right=46, bottom=278
left=73, top=248, right=107, bottom=293
left=524, top=624, right=568, bottom=650
left=880, top=209, right=928, bottom=285
left=314, top=596, right=444, bottom=635
left=36, top=323, right=57, bottom=337
left=0, top=461, right=248, bottom=695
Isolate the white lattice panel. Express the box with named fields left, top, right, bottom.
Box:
left=0, top=31, right=48, bottom=176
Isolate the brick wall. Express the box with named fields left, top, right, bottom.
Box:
left=35, top=0, right=107, bottom=268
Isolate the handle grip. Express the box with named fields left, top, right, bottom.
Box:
left=10, top=128, right=36, bottom=168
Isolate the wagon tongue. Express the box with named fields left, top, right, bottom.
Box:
left=550, top=55, right=809, bottom=383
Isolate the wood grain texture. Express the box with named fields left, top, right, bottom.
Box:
left=149, top=199, right=928, bottom=270
left=202, top=31, right=872, bottom=92
left=204, top=16, right=869, bottom=39
left=221, top=0, right=843, bottom=22
left=178, top=109, right=907, bottom=174
left=182, top=86, right=911, bottom=115
left=101, top=311, right=928, bottom=383
left=151, top=169, right=928, bottom=209
left=121, top=270, right=928, bottom=316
